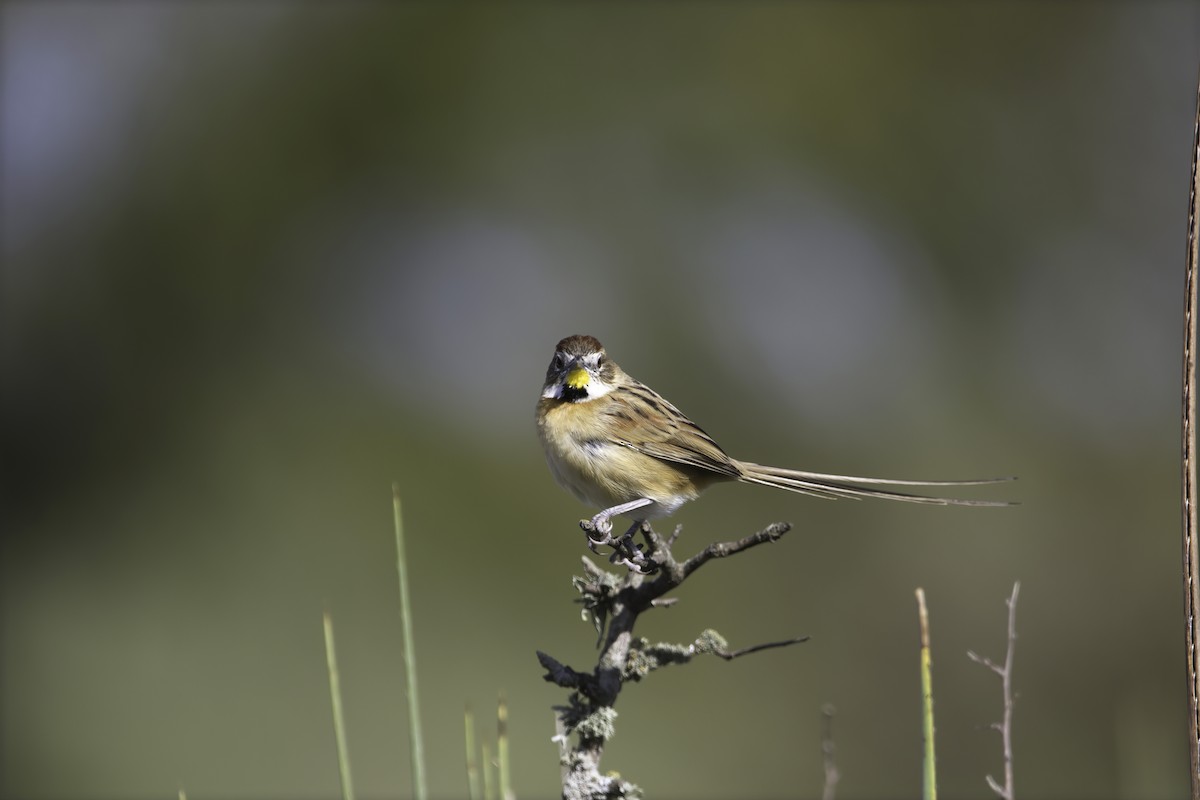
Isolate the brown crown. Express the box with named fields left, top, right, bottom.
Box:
left=554, top=334, right=605, bottom=356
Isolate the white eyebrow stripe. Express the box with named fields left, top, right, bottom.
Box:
left=555, top=351, right=602, bottom=366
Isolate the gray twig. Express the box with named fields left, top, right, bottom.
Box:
left=712, top=636, right=810, bottom=661
left=967, top=581, right=1020, bottom=800
left=679, top=522, right=792, bottom=579
left=666, top=524, right=684, bottom=547
left=821, top=703, right=839, bottom=800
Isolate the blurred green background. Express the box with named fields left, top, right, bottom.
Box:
left=3, top=3, right=1198, bottom=799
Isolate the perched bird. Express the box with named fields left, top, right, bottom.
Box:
left=536, top=334, right=1009, bottom=537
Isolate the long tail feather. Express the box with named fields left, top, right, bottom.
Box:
left=737, top=462, right=1015, bottom=507
left=747, top=465, right=1014, bottom=488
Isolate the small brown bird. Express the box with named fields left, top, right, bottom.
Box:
left=536, top=334, right=1009, bottom=536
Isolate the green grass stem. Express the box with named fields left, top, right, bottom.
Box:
left=482, top=741, right=496, bottom=800
left=323, top=611, right=356, bottom=800
left=465, top=705, right=481, bottom=800
left=916, top=588, right=936, bottom=800
left=393, top=485, right=428, bottom=800
left=498, top=694, right=513, bottom=800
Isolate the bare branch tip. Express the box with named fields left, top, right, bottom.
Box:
left=714, top=635, right=810, bottom=661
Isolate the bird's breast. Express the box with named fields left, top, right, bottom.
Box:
left=536, top=397, right=702, bottom=515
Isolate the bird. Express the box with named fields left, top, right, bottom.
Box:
left=535, top=334, right=1010, bottom=539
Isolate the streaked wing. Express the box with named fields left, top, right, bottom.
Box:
left=604, top=380, right=742, bottom=479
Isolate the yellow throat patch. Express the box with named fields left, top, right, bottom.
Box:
left=565, top=367, right=590, bottom=390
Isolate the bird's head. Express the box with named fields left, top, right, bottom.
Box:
left=541, top=334, right=621, bottom=402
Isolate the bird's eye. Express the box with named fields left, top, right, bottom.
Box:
left=553, top=353, right=566, bottom=368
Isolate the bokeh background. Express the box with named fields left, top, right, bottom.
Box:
left=3, top=3, right=1199, bottom=799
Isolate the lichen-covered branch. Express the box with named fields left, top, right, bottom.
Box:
left=539, top=521, right=805, bottom=799
left=677, top=521, right=792, bottom=580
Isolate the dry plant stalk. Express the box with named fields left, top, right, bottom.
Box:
left=968, top=582, right=1021, bottom=800
left=915, top=588, right=937, bottom=800
left=820, top=703, right=839, bottom=800
left=1182, top=64, right=1200, bottom=799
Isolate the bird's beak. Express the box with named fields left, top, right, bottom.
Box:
left=564, top=359, right=590, bottom=390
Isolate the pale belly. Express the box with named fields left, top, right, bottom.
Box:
left=537, top=403, right=700, bottom=518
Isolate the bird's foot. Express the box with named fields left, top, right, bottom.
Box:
left=579, top=518, right=658, bottom=575
left=584, top=513, right=613, bottom=535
